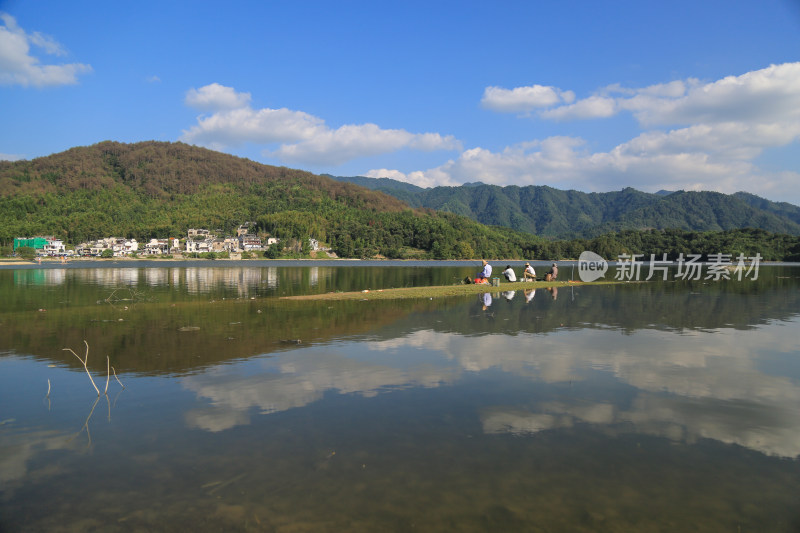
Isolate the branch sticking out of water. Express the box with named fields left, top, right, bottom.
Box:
left=112, top=366, right=125, bottom=389
left=63, top=341, right=100, bottom=396
left=104, top=356, right=110, bottom=395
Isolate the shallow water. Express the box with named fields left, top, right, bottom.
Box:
left=1, top=263, right=799, bottom=531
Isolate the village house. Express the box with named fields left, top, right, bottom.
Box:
left=185, top=238, right=212, bottom=254
left=187, top=228, right=212, bottom=239
left=224, top=237, right=241, bottom=252
left=143, top=238, right=180, bottom=255
left=210, top=238, right=240, bottom=253
left=79, top=237, right=139, bottom=256
left=239, top=235, right=263, bottom=251
left=42, top=238, right=66, bottom=256
left=113, top=238, right=138, bottom=256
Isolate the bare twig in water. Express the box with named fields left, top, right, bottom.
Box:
left=63, top=341, right=100, bottom=396
left=104, top=356, right=110, bottom=395
left=112, top=387, right=125, bottom=408
left=112, top=366, right=125, bottom=389
left=67, top=396, right=100, bottom=448
left=46, top=378, right=51, bottom=398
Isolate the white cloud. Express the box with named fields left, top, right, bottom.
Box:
left=540, top=95, right=617, bottom=120
left=272, top=124, right=461, bottom=166
left=0, top=152, right=25, bottom=161
left=181, top=83, right=461, bottom=165
left=481, top=84, right=575, bottom=112
left=392, top=130, right=800, bottom=201
left=364, top=168, right=457, bottom=188
left=527, top=62, right=800, bottom=129
left=0, top=12, right=92, bottom=87
left=182, top=106, right=324, bottom=148
left=364, top=168, right=410, bottom=181
left=389, top=63, right=800, bottom=202
left=185, top=83, right=251, bottom=111
left=630, top=62, right=800, bottom=126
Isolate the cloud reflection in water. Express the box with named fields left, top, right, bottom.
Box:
left=181, top=318, right=800, bottom=458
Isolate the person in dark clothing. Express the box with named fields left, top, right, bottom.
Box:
left=545, top=262, right=558, bottom=282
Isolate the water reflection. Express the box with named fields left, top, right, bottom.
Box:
left=174, top=316, right=800, bottom=460
left=182, top=346, right=457, bottom=432
left=2, top=265, right=800, bottom=531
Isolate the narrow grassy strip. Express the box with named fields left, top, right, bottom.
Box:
left=280, top=280, right=627, bottom=301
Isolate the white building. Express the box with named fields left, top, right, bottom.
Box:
left=42, top=238, right=66, bottom=256
left=144, top=238, right=180, bottom=255
left=82, top=237, right=138, bottom=256
left=186, top=238, right=212, bottom=254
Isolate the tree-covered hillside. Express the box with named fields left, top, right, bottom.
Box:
left=329, top=176, right=800, bottom=237
left=0, top=141, right=543, bottom=259
left=3, top=141, right=799, bottom=261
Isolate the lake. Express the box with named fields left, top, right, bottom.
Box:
left=1, top=261, right=799, bottom=532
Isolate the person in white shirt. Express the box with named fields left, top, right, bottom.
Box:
left=502, top=265, right=517, bottom=282
left=523, top=262, right=536, bottom=281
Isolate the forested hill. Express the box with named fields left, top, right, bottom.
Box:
left=327, top=175, right=800, bottom=238
left=0, top=141, right=543, bottom=259
left=3, top=141, right=799, bottom=261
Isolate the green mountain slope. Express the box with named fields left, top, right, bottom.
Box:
left=732, top=192, right=800, bottom=225
left=0, top=141, right=543, bottom=259
left=329, top=176, right=800, bottom=237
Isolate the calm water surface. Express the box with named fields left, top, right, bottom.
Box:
left=1, top=262, right=799, bottom=532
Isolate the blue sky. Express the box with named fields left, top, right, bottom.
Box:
left=2, top=1, right=800, bottom=204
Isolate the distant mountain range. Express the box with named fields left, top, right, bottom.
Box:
left=327, top=175, right=800, bottom=238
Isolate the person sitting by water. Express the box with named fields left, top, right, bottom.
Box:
left=470, top=260, right=491, bottom=283
left=463, top=260, right=492, bottom=284
left=523, top=262, right=536, bottom=281
left=502, top=265, right=517, bottom=282
left=545, top=262, right=558, bottom=282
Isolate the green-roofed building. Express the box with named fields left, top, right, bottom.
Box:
left=13, top=237, right=49, bottom=251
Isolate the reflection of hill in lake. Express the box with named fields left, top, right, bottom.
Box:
left=1, top=269, right=798, bottom=375
left=0, top=298, right=426, bottom=375
left=366, top=273, right=800, bottom=340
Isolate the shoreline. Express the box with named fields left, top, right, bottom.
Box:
left=2, top=257, right=796, bottom=271
left=0, top=257, right=570, bottom=269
